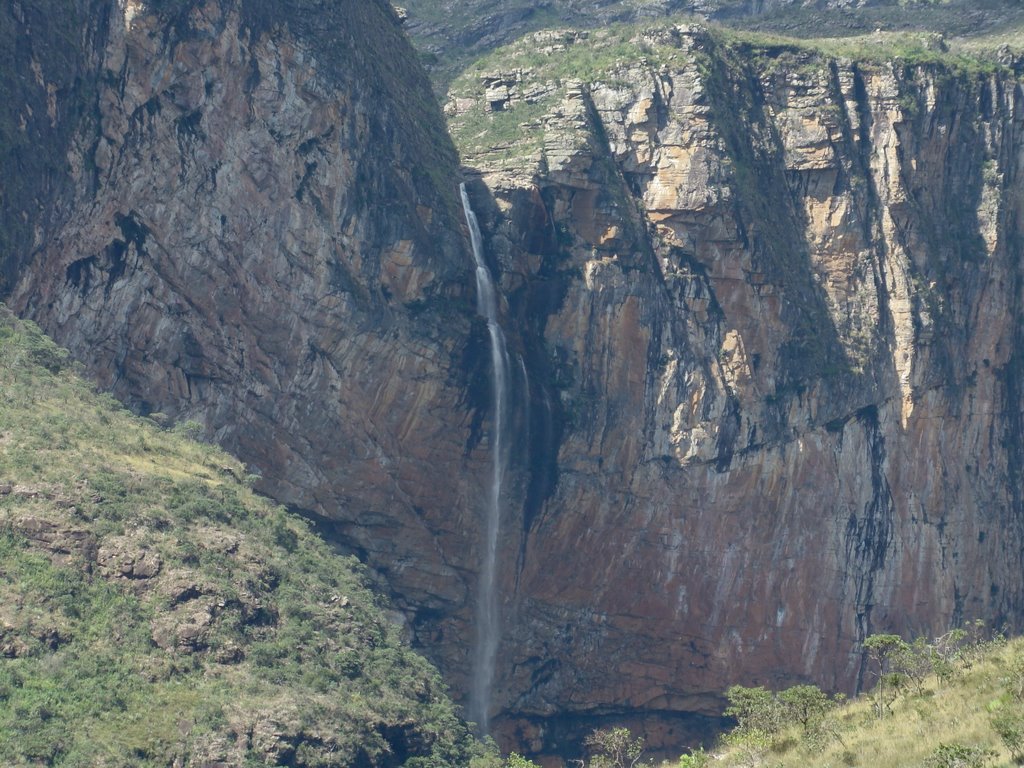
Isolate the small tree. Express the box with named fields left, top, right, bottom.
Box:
left=932, top=628, right=969, bottom=685
left=891, top=636, right=933, bottom=695
left=585, top=727, right=646, bottom=768
left=991, top=708, right=1024, bottom=763
left=863, top=634, right=909, bottom=718
left=724, top=685, right=782, bottom=736
left=1005, top=656, right=1024, bottom=701
left=722, top=686, right=783, bottom=768
left=778, top=684, right=832, bottom=733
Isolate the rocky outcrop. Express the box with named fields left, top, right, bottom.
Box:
left=448, top=25, right=1024, bottom=756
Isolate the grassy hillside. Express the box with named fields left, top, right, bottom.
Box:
left=728, top=0, right=1024, bottom=46
left=476, top=632, right=1024, bottom=767
left=684, top=632, right=1024, bottom=768
left=0, top=306, right=481, bottom=767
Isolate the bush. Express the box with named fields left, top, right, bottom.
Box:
left=586, top=727, right=647, bottom=768
left=925, top=743, right=995, bottom=768
left=675, top=747, right=710, bottom=767
left=990, top=707, right=1024, bottom=762
left=507, top=753, right=542, bottom=768
left=725, top=685, right=783, bottom=736
left=779, top=684, right=833, bottom=733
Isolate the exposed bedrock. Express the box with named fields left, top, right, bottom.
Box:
left=451, top=28, right=1024, bottom=754
left=5, top=2, right=1024, bottom=760
left=4, top=0, right=491, bottom=704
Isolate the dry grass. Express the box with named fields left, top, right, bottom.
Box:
left=710, top=637, right=1024, bottom=768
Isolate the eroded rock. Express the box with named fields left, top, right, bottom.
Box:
left=97, top=537, right=163, bottom=580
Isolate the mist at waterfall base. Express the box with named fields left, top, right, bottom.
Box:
left=461, top=183, right=511, bottom=735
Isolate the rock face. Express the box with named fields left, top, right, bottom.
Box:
left=4, top=0, right=494, bottom=688
left=447, top=26, right=1024, bottom=755
left=6, top=0, right=1024, bottom=763
left=0, top=0, right=110, bottom=293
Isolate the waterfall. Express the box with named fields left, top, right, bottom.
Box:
left=461, top=183, right=510, bottom=734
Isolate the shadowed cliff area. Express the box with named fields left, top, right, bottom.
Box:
left=0, top=307, right=482, bottom=766
left=3, top=0, right=1024, bottom=763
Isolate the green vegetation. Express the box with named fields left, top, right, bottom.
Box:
left=672, top=627, right=1024, bottom=768
left=727, top=0, right=1024, bottom=56
left=702, top=627, right=1024, bottom=767
left=445, top=12, right=1014, bottom=166
left=0, top=307, right=481, bottom=766
left=483, top=626, right=1024, bottom=768
left=401, top=0, right=689, bottom=87
left=585, top=726, right=649, bottom=768
left=446, top=22, right=687, bottom=162
left=406, top=0, right=1023, bottom=89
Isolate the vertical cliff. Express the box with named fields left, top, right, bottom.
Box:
left=0, top=0, right=110, bottom=292
left=448, top=26, right=1024, bottom=754
left=2, top=0, right=496, bottom=705
left=6, top=0, right=1024, bottom=762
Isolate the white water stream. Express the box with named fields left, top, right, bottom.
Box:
left=460, top=183, right=510, bottom=734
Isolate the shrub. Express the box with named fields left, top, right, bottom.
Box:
left=586, top=727, right=647, bottom=768
left=507, top=753, right=543, bottom=768
left=675, top=746, right=710, bottom=767
left=725, top=685, right=783, bottom=736
left=925, top=743, right=995, bottom=768
left=779, top=684, right=833, bottom=733
left=990, top=707, right=1024, bottom=762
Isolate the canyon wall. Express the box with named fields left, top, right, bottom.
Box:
left=5, top=0, right=1024, bottom=761
left=2, top=0, right=492, bottom=697
left=449, top=27, right=1024, bottom=754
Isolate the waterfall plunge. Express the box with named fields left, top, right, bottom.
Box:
left=461, top=183, right=510, bottom=734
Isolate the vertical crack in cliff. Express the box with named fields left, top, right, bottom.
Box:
left=842, top=405, right=896, bottom=690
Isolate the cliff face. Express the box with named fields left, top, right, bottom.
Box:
left=7, top=0, right=1024, bottom=762
left=0, top=0, right=110, bottom=292
left=448, top=27, right=1024, bottom=753
left=4, top=0, right=493, bottom=688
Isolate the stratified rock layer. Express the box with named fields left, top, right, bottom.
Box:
left=449, top=26, right=1024, bottom=755
left=6, top=1, right=1024, bottom=761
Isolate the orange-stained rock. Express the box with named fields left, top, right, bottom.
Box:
left=6, top=6, right=1024, bottom=762
left=454, top=27, right=1024, bottom=759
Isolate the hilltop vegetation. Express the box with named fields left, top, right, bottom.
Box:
left=729, top=0, right=1024, bottom=50
left=0, top=307, right=481, bottom=767
left=403, top=0, right=1024, bottom=88
left=445, top=16, right=1019, bottom=166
